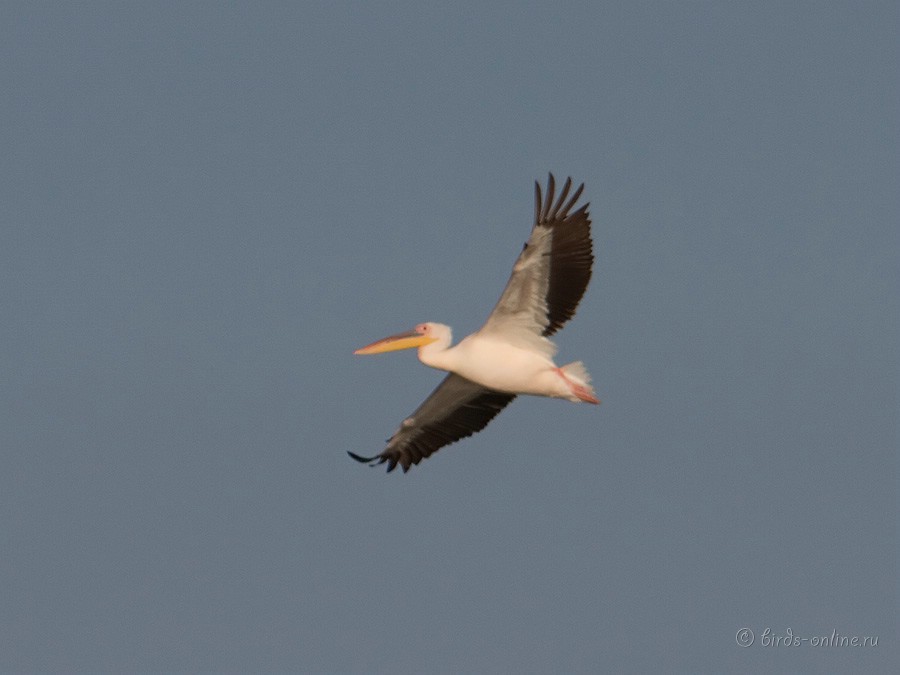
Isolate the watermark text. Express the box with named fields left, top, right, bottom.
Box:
left=736, top=627, right=878, bottom=648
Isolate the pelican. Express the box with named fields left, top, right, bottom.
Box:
left=351, top=174, right=599, bottom=472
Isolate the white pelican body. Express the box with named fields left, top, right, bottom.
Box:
left=412, top=325, right=595, bottom=402
left=351, top=175, right=599, bottom=472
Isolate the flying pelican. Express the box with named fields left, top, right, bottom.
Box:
left=351, top=174, right=598, bottom=472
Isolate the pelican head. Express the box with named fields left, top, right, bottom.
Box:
left=354, top=322, right=447, bottom=355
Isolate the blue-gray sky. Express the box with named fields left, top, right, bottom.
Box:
left=2, top=2, right=897, bottom=672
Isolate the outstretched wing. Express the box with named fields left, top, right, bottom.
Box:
left=478, top=174, right=593, bottom=351
left=349, top=373, right=516, bottom=473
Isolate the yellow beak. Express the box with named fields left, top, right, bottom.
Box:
left=354, top=330, right=439, bottom=355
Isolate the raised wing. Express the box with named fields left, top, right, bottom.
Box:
left=479, top=174, right=592, bottom=346
left=349, top=373, right=516, bottom=473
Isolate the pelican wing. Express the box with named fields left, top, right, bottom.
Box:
left=479, top=174, right=592, bottom=347
left=349, top=373, right=516, bottom=473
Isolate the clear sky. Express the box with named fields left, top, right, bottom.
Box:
left=2, top=2, right=897, bottom=672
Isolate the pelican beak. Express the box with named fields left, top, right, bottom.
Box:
left=354, top=329, right=438, bottom=355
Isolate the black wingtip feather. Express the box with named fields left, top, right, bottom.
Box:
left=561, top=182, right=584, bottom=216
left=347, top=451, right=386, bottom=469
left=348, top=449, right=409, bottom=473
left=551, top=177, right=573, bottom=219
left=542, top=173, right=556, bottom=222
